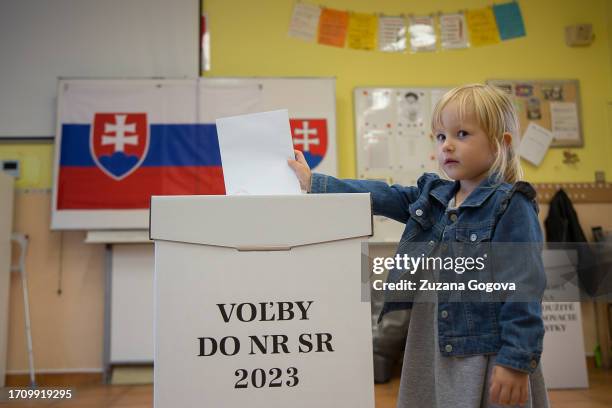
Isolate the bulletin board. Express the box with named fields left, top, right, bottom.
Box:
left=487, top=79, right=583, bottom=147
left=354, top=87, right=450, bottom=185
left=354, top=86, right=450, bottom=242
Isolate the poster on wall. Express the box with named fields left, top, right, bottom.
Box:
left=52, top=78, right=337, bottom=230
left=354, top=87, right=447, bottom=186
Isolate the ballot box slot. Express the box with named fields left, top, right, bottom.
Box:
left=153, top=235, right=372, bottom=252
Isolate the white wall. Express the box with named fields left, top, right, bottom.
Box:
left=0, top=0, right=199, bottom=138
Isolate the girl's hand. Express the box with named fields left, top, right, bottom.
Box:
left=489, top=365, right=529, bottom=406
left=287, top=149, right=312, bottom=192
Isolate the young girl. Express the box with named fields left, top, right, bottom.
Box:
left=288, top=84, right=549, bottom=407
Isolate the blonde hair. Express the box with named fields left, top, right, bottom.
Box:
left=431, top=83, right=523, bottom=184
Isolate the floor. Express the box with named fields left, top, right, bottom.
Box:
left=374, top=366, right=612, bottom=408
left=1, top=366, right=611, bottom=407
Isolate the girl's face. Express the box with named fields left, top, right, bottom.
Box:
left=434, top=101, right=496, bottom=188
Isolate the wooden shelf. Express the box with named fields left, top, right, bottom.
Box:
left=533, top=182, right=612, bottom=204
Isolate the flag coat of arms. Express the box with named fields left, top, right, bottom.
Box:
left=90, top=113, right=149, bottom=180
left=290, top=119, right=328, bottom=169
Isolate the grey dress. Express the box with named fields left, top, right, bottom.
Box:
left=396, top=198, right=550, bottom=408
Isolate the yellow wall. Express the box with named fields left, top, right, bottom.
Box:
left=608, top=0, right=612, bottom=98
left=0, top=144, right=53, bottom=190
left=607, top=0, right=612, bottom=155
left=7, top=193, right=105, bottom=373
left=1, top=0, right=611, bottom=188
left=203, top=0, right=612, bottom=182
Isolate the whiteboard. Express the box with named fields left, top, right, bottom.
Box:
left=0, top=0, right=198, bottom=138
left=51, top=77, right=337, bottom=230
left=354, top=87, right=450, bottom=242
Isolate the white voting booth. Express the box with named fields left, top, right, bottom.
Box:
left=150, top=193, right=375, bottom=407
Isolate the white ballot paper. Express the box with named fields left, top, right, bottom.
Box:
left=519, top=122, right=553, bottom=166
left=216, top=109, right=302, bottom=195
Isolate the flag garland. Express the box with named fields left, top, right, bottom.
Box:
left=288, top=1, right=526, bottom=53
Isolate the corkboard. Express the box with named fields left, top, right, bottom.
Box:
left=487, top=79, right=583, bottom=147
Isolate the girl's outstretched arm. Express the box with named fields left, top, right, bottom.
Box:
left=288, top=149, right=426, bottom=224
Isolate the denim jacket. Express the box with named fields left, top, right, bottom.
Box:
left=310, top=172, right=546, bottom=374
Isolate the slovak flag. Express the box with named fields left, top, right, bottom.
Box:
left=58, top=113, right=224, bottom=209
left=56, top=82, right=230, bottom=210
left=56, top=82, right=329, bottom=211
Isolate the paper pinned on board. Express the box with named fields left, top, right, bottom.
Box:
left=215, top=109, right=302, bottom=195
left=550, top=102, right=580, bottom=142
left=364, top=132, right=390, bottom=170
left=518, top=122, right=553, bottom=166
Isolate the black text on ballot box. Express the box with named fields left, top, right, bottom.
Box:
left=150, top=194, right=375, bottom=407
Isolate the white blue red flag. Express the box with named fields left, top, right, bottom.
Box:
left=56, top=81, right=262, bottom=211
left=55, top=80, right=331, bottom=211
left=58, top=112, right=225, bottom=209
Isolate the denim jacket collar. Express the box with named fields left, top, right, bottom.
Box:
left=429, top=173, right=501, bottom=209
left=429, top=180, right=458, bottom=207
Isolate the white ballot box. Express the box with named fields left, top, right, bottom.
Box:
left=150, top=194, right=375, bottom=408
